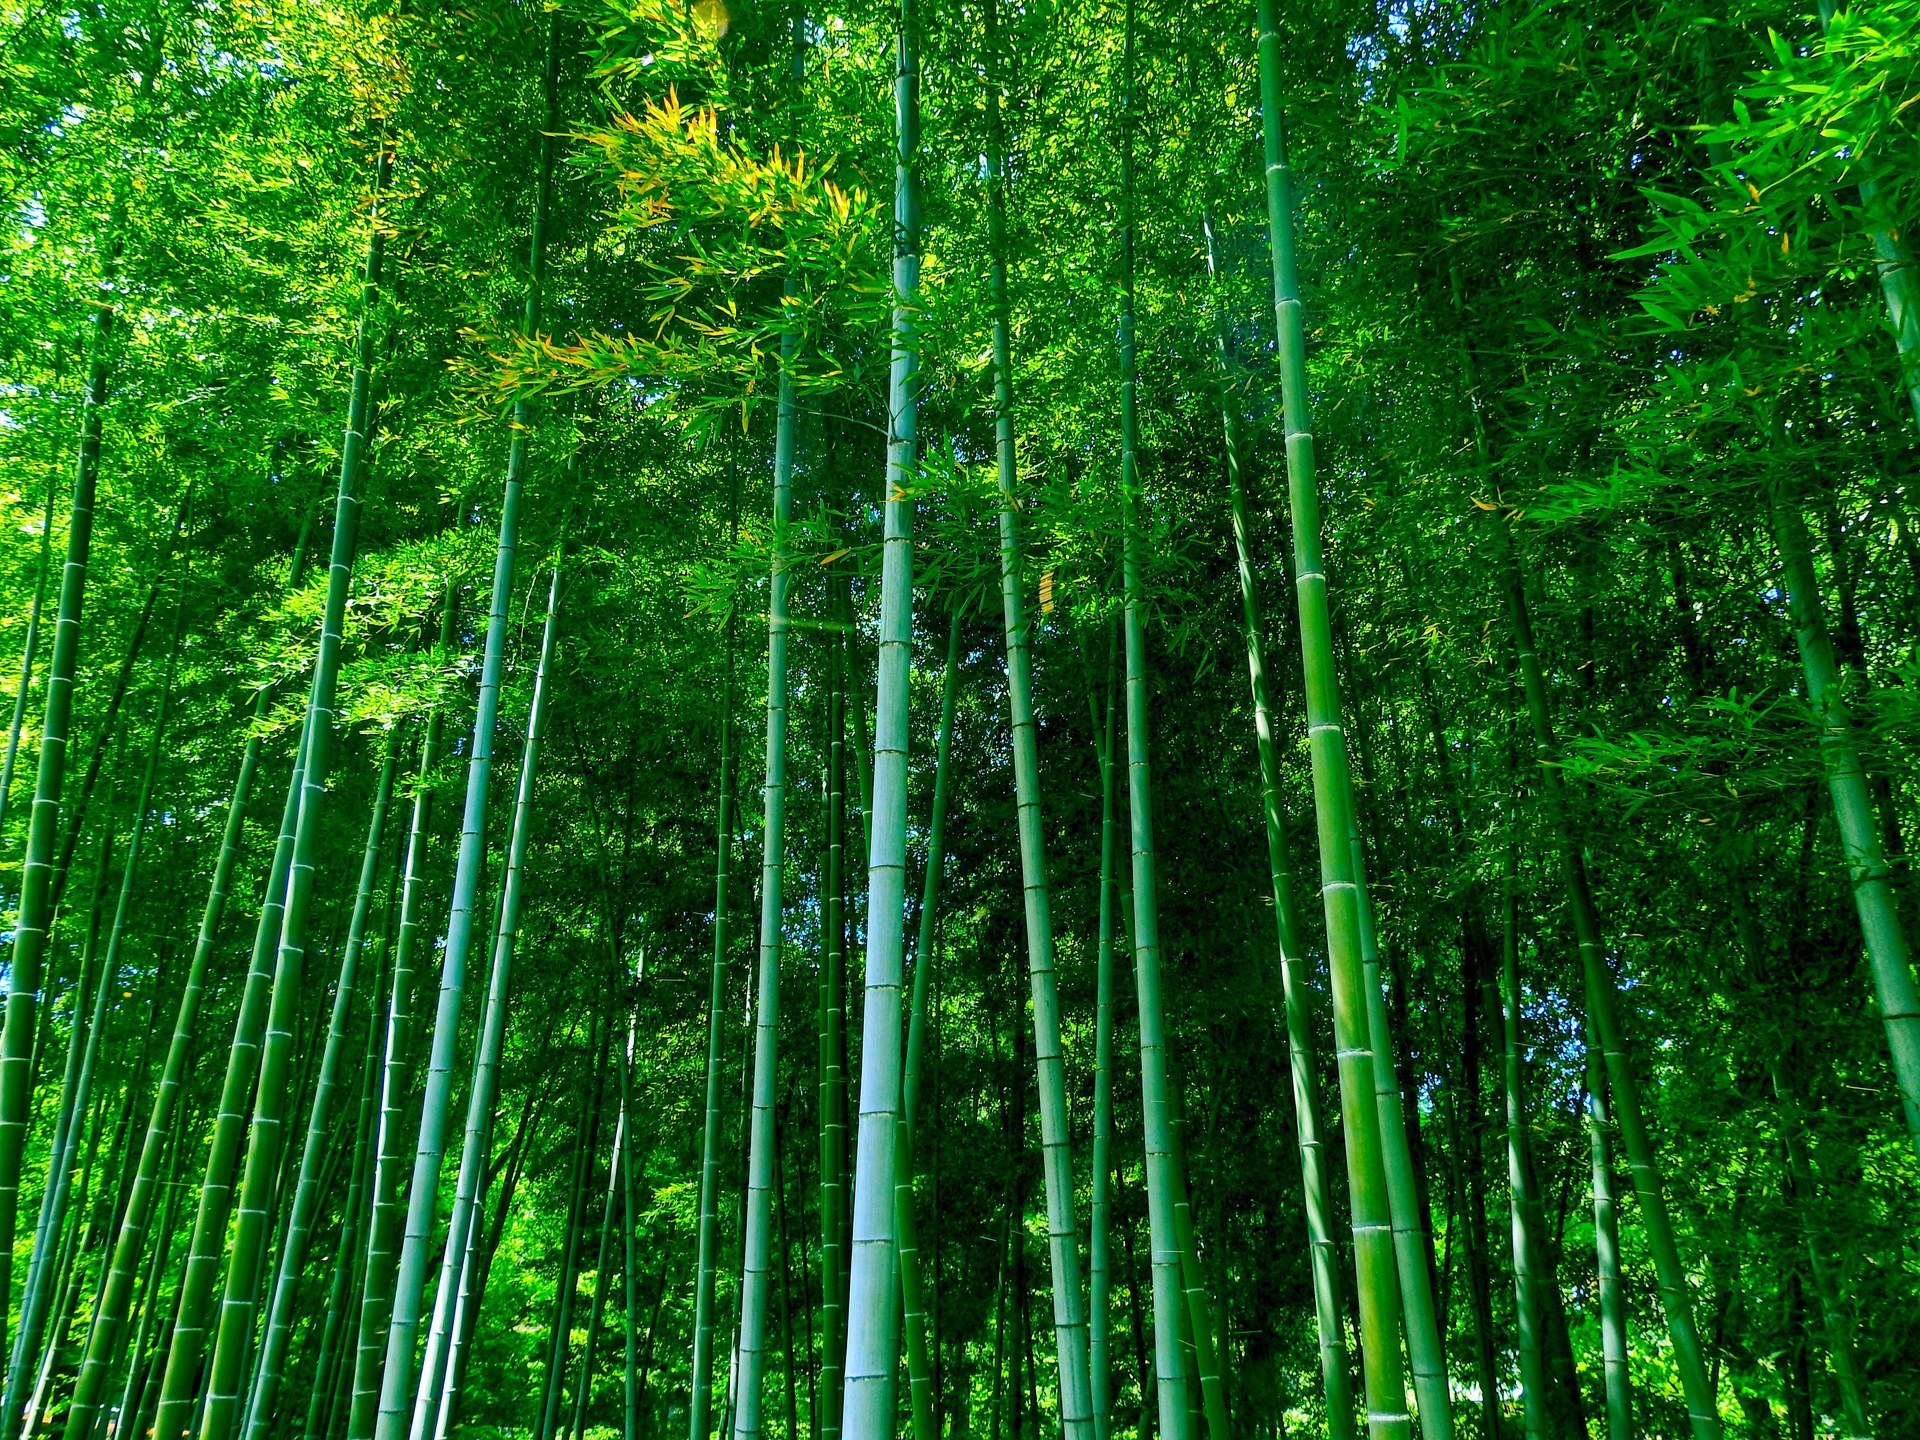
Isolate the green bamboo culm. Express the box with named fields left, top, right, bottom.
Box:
left=1767, top=481, right=1920, bottom=1153
left=983, top=0, right=1094, bottom=1430
left=374, top=31, right=562, bottom=1440
left=690, top=602, right=736, bottom=1440
left=239, top=726, right=404, bottom=1440
left=0, top=472, right=58, bottom=842
left=348, top=580, right=461, bottom=1440
left=1250, top=35, right=1413, bottom=1440
left=1117, top=7, right=1194, bottom=1437
left=1348, top=819, right=1452, bottom=1440
left=1086, top=649, right=1119, bottom=1440
left=63, top=515, right=318, bottom=1440
left=302, top=907, right=389, bottom=1440
left=8, top=812, right=114, bottom=1435
left=412, top=548, right=565, bottom=1440
left=185, top=144, right=393, bottom=1440
left=6, top=576, right=182, bottom=1425
left=148, top=149, right=385, bottom=1440
left=816, top=607, right=848, bottom=1440
left=894, top=609, right=959, bottom=1440
left=1583, top=1020, right=1631, bottom=1440
left=1497, top=842, right=1550, bottom=1440
left=837, top=0, right=919, bottom=1426
left=1201, top=210, right=1353, bottom=1440
left=1498, top=533, right=1720, bottom=1440
left=727, top=242, right=802, bottom=1440
left=0, top=217, right=125, bottom=1361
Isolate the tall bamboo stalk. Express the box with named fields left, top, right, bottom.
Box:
left=347, top=583, right=460, bottom=1440
left=191, top=142, right=392, bottom=1440
left=11, top=818, right=114, bottom=1436
left=1201, top=211, right=1353, bottom=1440
left=1500, top=543, right=1719, bottom=1440
left=727, top=213, right=803, bottom=1440
left=1498, top=845, right=1550, bottom=1440
left=240, top=729, right=403, bottom=1440
left=982, top=3, right=1093, bottom=1430
left=303, top=918, right=389, bottom=1440
left=9, top=587, right=180, bottom=1425
left=621, top=1014, right=640, bottom=1440
left=1768, top=487, right=1920, bottom=1155
left=1348, top=826, right=1452, bottom=1440
left=1583, top=1023, right=1630, bottom=1440
left=1117, top=10, right=1195, bottom=1437
left=817, top=598, right=850, bottom=1440
left=411, top=550, right=564, bottom=1440
left=373, top=34, right=560, bottom=1440
left=62, top=516, right=317, bottom=1440
left=0, top=473, right=58, bottom=843
left=837, top=0, right=919, bottom=1426
left=691, top=620, right=736, bottom=1440
left=0, top=220, right=125, bottom=1354
left=1251, top=31, right=1412, bottom=1439
left=895, top=611, right=959, bottom=1440
left=1087, top=654, right=1119, bottom=1440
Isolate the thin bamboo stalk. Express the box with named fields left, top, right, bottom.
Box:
left=837, top=0, right=920, bottom=1423
left=347, top=582, right=460, bottom=1440
left=193, top=141, right=392, bottom=1440
left=728, top=226, right=803, bottom=1440
left=981, top=8, right=1092, bottom=1432
left=894, top=612, right=959, bottom=1440
left=0, top=217, right=126, bottom=1354
left=1201, top=212, right=1353, bottom=1440
left=1582, top=1024, right=1630, bottom=1440
left=411, top=551, right=564, bottom=1440
left=372, top=36, right=561, bottom=1439
left=0, top=473, right=58, bottom=842
left=1087, top=653, right=1119, bottom=1440
left=240, top=730, right=403, bottom=1440
left=1117, top=10, right=1199, bottom=1438
left=1251, top=34, right=1412, bottom=1439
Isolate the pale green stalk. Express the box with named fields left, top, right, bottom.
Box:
left=837, top=0, right=918, bottom=1427
left=1348, top=827, right=1452, bottom=1440
left=1498, top=846, right=1549, bottom=1440
left=1583, top=1023, right=1630, bottom=1440
left=895, top=611, right=959, bottom=1440
left=62, top=508, right=316, bottom=1440
left=728, top=256, right=801, bottom=1440
left=983, top=4, right=1093, bottom=1430
left=691, top=633, right=736, bottom=1440
left=192, top=146, right=391, bottom=1440
left=0, top=473, right=57, bottom=842
left=1768, top=487, right=1920, bottom=1156
left=1202, top=211, right=1353, bottom=1440
left=240, top=730, right=403, bottom=1440
left=1253, top=29, right=1412, bottom=1438
left=1118, top=10, right=1194, bottom=1436
left=0, top=220, right=123, bottom=1355
left=372, top=34, right=559, bottom=1440
left=410, top=552, right=563, bottom=1440
left=348, top=583, right=460, bottom=1440
left=1087, top=657, right=1118, bottom=1440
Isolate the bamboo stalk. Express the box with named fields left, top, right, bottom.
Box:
left=837, top=0, right=920, bottom=1422
left=1251, top=34, right=1412, bottom=1439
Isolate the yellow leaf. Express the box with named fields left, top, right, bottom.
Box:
left=820, top=548, right=850, bottom=565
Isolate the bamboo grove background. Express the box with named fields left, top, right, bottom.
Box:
left=2, top=0, right=1918, bottom=1438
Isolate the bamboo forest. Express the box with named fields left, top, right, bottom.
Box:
left=7, top=0, right=1920, bottom=1434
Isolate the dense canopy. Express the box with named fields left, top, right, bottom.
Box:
left=2, top=0, right=1917, bottom=1439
